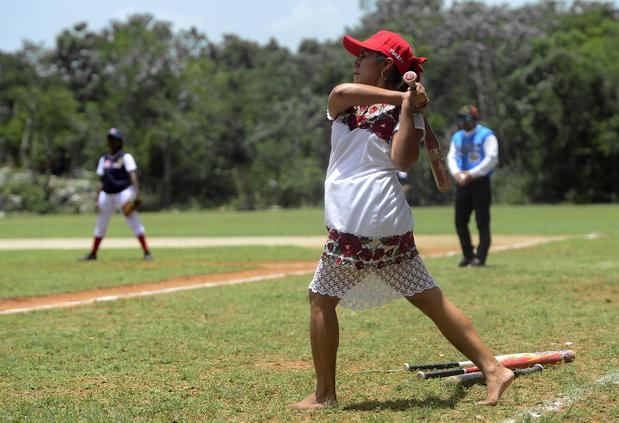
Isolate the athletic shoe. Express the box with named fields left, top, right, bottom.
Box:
left=144, top=251, right=153, bottom=261
left=458, top=257, right=472, bottom=267
left=79, top=252, right=97, bottom=261
left=470, top=257, right=486, bottom=267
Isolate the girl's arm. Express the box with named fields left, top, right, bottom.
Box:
left=328, top=82, right=429, bottom=171
left=328, top=83, right=403, bottom=119
left=95, top=178, right=103, bottom=211
left=391, top=85, right=427, bottom=171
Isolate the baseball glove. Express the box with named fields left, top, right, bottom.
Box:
left=122, top=198, right=141, bottom=216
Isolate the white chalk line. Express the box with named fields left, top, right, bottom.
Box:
left=0, top=233, right=599, bottom=316
left=503, top=369, right=619, bottom=423
left=428, top=235, right=573, bottom=258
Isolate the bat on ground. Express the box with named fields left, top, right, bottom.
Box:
left=404, top=350, right=572, bottom=372
left=416, top=350, right=574, bottom=380
left=402, top=71, right=452, bottom=193
left=446, top=364, right=544, bottom=387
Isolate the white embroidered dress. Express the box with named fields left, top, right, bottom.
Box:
left=309, top=104, right=437, bottom=309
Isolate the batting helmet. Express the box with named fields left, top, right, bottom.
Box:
left=457, top=105, right=479, bottom=121
left=107, top=127, right=124, bottom=140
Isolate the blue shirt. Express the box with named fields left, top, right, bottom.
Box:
left=451, top=124, right=495, bottom=175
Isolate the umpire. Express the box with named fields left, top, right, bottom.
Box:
left=447, top=105, right=499, bottom=267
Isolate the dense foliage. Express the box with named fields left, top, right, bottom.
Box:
left=0, top=0, right=617, bottom=212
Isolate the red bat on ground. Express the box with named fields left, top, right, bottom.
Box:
left=402, top=71, right=452, bottom=193
left=416, top=350, right=575, bottom=380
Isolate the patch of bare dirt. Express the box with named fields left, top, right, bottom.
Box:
left=254, top=358, right=311, bottom=371
left=0, top=261, right=317, bottom=314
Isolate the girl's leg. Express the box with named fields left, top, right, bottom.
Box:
left=291, top=291, right=340, bottom=409
left=124, top=211, right=149, bottom=253
left=119, top=188, right=149, bottom=257
left=88, top=192, right=114, bottom=256
left=406, top=287, right=514, bottom=405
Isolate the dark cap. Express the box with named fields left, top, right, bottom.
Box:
left=107, top=127, right=124, bottom=140
left=457, top=105, right=479, bottom=121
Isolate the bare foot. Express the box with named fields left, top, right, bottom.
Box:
left=290, top=393, right=337, bottom=410
left=476, top=365, right=515, bottom=406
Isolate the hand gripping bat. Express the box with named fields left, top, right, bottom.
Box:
left=402, top=71, right=452, bottom=193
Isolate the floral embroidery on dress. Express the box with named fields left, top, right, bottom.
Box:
left=336, top=104, right=400, bottom=143
left=322, top=227, right=419, bottom=269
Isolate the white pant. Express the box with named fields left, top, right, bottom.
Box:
left=94, top=186, right=145, bottom=237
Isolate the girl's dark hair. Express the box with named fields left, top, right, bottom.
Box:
left=376, top=53, right=423, bottom=92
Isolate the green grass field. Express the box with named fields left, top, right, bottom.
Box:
left=0, top=205, right=618, bottom=421
left=0, top=247, right=317, bottom=299
left=0, top=204, right=617, bottom=237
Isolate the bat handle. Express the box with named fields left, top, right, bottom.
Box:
left=402, top=72, right=452, bottom=193
left=403, top=71, right=418, bottom=87
left=445, top=364, right=544, bottom=387
left=514, top=364, right=544, bottom=376
left=402, top=71, right=424, bottom=113
left=417, top=368, right=464, bottom=379
left=404, top=362, right=460, bottom=371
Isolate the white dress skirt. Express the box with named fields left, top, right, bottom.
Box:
left=309, top=228, right=437, bottom=310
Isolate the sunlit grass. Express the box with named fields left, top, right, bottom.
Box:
left=0, top=204, right=616, bottom=238
left=0, top=236, right=617, bottom=421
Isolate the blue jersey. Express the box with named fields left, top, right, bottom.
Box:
left=99, top=151, right=132, bottom=194
left=451, top=124, right=495, bottom=175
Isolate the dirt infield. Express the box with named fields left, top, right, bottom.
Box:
left=0, top=234, right=568, bottom=315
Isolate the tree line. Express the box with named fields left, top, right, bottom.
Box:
left=0, top=0, right=617, bottom=212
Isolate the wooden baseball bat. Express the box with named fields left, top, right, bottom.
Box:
left=402, top=71, right=452, bottom=192
left=403, top=350, right=572, bottom=371
left=416, top=350, right=575, bottom=380
left=446, top=364, right=544, bottom=387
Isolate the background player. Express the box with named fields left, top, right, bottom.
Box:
left=80, top=128, right=152, bottom=261
left=447, top=105, right=499, bottom=267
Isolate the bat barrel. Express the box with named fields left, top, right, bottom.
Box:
left=422, top=116, right=452, bottom=192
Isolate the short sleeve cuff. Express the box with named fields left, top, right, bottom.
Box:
left=123, top=153, right=138, bottom=172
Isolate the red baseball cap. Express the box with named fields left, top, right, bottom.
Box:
left=342, top=30, right=427, bottom=75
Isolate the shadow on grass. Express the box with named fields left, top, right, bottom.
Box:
left=343, top=387, right=467, bottom=411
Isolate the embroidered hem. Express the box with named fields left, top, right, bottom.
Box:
left=309, top=254, right=437, bottom=310
left=321, top=228, right=418, bottom=269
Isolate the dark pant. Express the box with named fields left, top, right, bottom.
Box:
left=455, top=176, right=492, bottom=261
